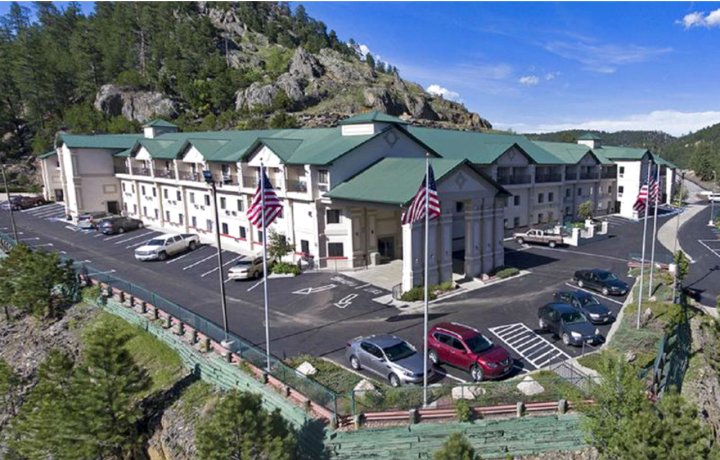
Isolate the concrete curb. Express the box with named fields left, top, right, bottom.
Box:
left=656, top=204, right=706, bottom=263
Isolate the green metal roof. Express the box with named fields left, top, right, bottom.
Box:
left=532, top=141, right=612, bottom=165
left=407, top=127, right=564, bottom=165
left=143, top=119, right=177, bottom=128
left=37, top=150, right=56, bottom=159
left=339, top=111, right=409, bottom=125
left=652, top=154, right=678, bottom=169
left=593, top=145, right=649, bottom=161
left=326, top=157, right=507, bottom=205
left=578, top=132, right=602, bottom=140
left=58, top=133, right=143, bottom=150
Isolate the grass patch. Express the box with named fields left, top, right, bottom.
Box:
left=175, top=381, right=217, bottom=418
left=88, top=312, right=185, bottom=395
left=285, top=355, right=362, bottom=394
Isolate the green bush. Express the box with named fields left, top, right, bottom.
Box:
left=454, top=398, right=473, bottom=422
left=271, top=262, right=300, bottom=276
left=400, top=286, right=437, bottom=302
left=495, top=267, right=520, bottom=279
left=81, top=286, right=102, bottom=304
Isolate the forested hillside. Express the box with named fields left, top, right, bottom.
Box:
left=526, top=129, right=676, bottom=152
left=0, top=1, right=489, bottom=175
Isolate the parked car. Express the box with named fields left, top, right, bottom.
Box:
left=346, top=334, right=431, bottom=387
left=427, top=322, right=512, bottom=381
left=554, top=290, right=614, bottom=325
left=573, top=269, right=628, bottom=296
left=228, top=256, right=275, bottom=280
left=538, top=302, right=603, bottom=346
left=77, top=211, right=113, bottom=229
left=513, top=228, right=565, bottom=248
left=134, top=234, right=199, bottom=261
left=99, top=216, right=144, bottom=235
left=8, top=195, right=45, bottom=210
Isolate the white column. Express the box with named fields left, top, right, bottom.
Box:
left=427, top=219, right=439, bottom=286
left=493, top=200, right=505, bottom=269
left=438, top=214, right=453, bottom=283
left=481, top=200, right=494, bottom=274
left=402, top=223, right=422, bottom=292
left=464, top=201, right=482, bottom=278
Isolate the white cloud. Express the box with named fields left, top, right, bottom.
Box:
left=519, top=75, right=540, bottom=86
left=357, top=44, right=371, bottom=59
left=395, top=61, right=516, bottom=96
left=512, top=110, right=720, bottom=137
left=544, top=40, right=672, bottom=73
left=426, top=84, right=462, bottom=102
left=679, top=8, right=720, bottom=28
left=544, top=72, right=559, bottom=81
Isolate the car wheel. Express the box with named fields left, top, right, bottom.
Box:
left=471, top=365, right=484, bottom=382
left=388, top=373, right=401, bottom=388
left=158, top=251, right=167, bottom=261
left=350, top=355, right=361, bottom=370
left=118, top=227, right=125, bottom=234
left=549, top=241, right=556, bottom=248
left=601, top=287, right=610, bottom=296
left=538, top=318, right=547, bottom=330
left=428, top=350, right=439, bottom=365
left=137, top=222, right=144, bottom=229
left=188, top=241, right=197, bottom=251
left=517, top=238, right=525, bottom=245
left=577, top=280, right=584, bottom=288
left=562, top=333, right=571, bottom=346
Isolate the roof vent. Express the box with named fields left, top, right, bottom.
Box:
left=577, top=132, right=601, bottom=149
left=143, top=119, right=178, bottom=139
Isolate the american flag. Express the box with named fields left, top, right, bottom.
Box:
left=247, top=168, right=283, bottom=228
left=649, top=172, right=660, bottom=204
left=633, top=182, right=649, bottom=214
left=401, top=164, right=441, bottom=225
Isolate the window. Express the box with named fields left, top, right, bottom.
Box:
left=154, top=209, right=159, bottom=219
left=204, top=195, right=210, bottom=206
left=152, top=187, right=157, bottom=197
left=122, top=183, right=126, bottom=192
left=514, top=195, right=520, bottom=206
left=220, top=197, right=226, bottom=209
left=258, top=230, right=263, bottom=242
left=619, top=166, right=625, bottom=178
left=360, top=342, right=383, bottom=359
left=179, top=213, right=184, bottom=225
left=221, top=222, right=228, bottom=234
left=565, top=188, right=571, bottom=198
left=133, top=204, right=137, bottom=215
left=191, top=216, right=197, bottom=228
left=538, top=193, right=544, bottom=204
left=455, top=202, right=465, bottom=213
left=206, top=219, right=213, bottom=232
left=548, top=211, right=554, bottom=223
left=577, top=188, right=582, bottom=196
left=565, top=207, right=571, bottom=216
left=326, top=209, right=341, bottom=224
left=190, top=192, right=195, bottom=204
left=513, top=217, right=520, bottom=227
left=177, top=190, right=182, bottom=201
left=301, top=240, right=310, bottom=255
left=239, top=226, right=247, bottom=239
left=237, top=199, right=244, bottom=212
left=328, top=242, right=344, bottom=257
left=538, top=213, right=544, bottom=224
left=163, top=189, right=168, bottom=199
left=143, top=206, right=147, bottom=216
left=504, top=218, right=509, bottom=229
left=132, top=184, right=135, bottom=193
left=123, top=202, right=127, bottom=212
left=548, top=192, right=554, bottom=202
left=318, top=169, right=329, bottom=191
left=607, top=186, right=612, bottom=194
left=141, top=185, right=146, bottom=195
left=618, top=186, right=624, bottom=196
left=165, top=210, right=170, bottom=221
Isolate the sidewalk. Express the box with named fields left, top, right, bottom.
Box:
left=656, top=204, right=706, bottom=262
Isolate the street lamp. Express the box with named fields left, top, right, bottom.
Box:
left=709, top=170, right=717, bottom=227
left=0, top=156, right=19, bottom=243
left=203, top=169, right=231, bottom=345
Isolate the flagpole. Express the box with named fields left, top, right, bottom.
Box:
left=648, top=165, right=661, bottom=297
left=636, top=162, right=653, bottom=329
left=422, top=155, right=430, bottom=408
left=260, top=162, right=271, bottom=373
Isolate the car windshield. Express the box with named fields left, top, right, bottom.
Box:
left=465, top=335, right=493, bottom=353
left=382, top=341, right=416, bottom=362
left=233, top=260, right=252, bottom=267
left=578, top=295, right=601, bottom=306
left=146, top=239, right=165, bottom=246
left=562, top=311, right=587, bottom=324
left=597, top=271, right=617, bottom=282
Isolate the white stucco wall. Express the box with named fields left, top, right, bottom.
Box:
left=59, top=144, right=123, bottom=217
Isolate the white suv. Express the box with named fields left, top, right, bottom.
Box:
left=228, top=256, right=274, bottom=280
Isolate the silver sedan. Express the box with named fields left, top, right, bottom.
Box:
left=345, top=334, right=431, bottom=387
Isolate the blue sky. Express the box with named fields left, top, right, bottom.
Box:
left=3, top=2, right=720, bottom=136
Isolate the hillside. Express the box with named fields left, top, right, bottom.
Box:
left=0, top=1, right=490, bottom=174
left=525, top=129, right=676, bottom=151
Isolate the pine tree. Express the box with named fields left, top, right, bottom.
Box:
left=433, top=432, right=482, bottom=460
left=196, top=391, right=297, bottom=460
left=0, top=357, right=20, bottom=417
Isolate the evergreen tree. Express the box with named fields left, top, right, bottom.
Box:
left=433, top=432, right=482, bottom=460
left=691, top=142, right=716, bottom=181
left=0, top=357, right=20, bottom=417
left=196, top=391, right=297, bottom=460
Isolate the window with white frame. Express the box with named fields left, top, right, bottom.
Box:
left=618, top=186, right=624, bottom=196
left=538, top=193, right=544, bottom=204
left=548, top=192, right=554, bottom=202
left=326, top=209, right=341, bottom=224
left=318, top=169, right=329, bottom=191
left=220, top=197, right=226, bottom=209
left=328, top=242, right=344, bottom=257
left=619, top=166, right=625, bottom=178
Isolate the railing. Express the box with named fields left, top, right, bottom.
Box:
left=497, top=175, right=531, bottom=185
left=215, top=174, right=239, bottom=187
left=286, top=180, right=308, bottom=193
left=134, top=167, right=152, bottom=177
left=535, top=174, right=562, bottom=183
left=178, top=171, right=203, bottom=182
left=601, top=171, right=616, bottom=179
left=114, top=165, right=129, bottom=174
left=155, top=169, right=176, bottom=180
left=579, top=172, right=598, bottom=180
left=242, top=176, right=257, bottom=188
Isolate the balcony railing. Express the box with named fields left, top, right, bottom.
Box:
left=535, top=173, right=562, bottom=183
left=178, top=171, right=203, bottom=182
left=155, top=169, right=176, bottom=180
left=242, top=176, right=258, bottom=188
left=135, top=167, right=152, bottom=177
left=286, top=180, right=308, bottom=193
left=216, top=175, right=239, bottom=188
left=601, top=171, right=616, bottom=179
left=579, top=172, right=598, bottom=180
left=114, top=165, right=129, bottom=174
left=497, top=175, right=531, bottom=185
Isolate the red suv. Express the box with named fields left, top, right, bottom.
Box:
left=428, top=322, right=513, bottom=381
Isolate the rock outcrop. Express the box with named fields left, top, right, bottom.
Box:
left=94, top=84, right=178, bottom=123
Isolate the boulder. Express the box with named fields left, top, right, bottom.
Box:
left=362, top=87, right=404, bottom=115
left=451, top=385, right=486, bottom=400
left=235, top=82, right=278, bottom=111
left=353, top=378, right=377, bottom=393
left=276, top=73, right=306, bottom=103
left=94, top=84, right=178, bottom=123
left=289, top=47, right=324, bottom=79
left=295, top=361, right=317, bottom=376
left=404, top=94, right=439, bottom=120
left=317, top=48, right=373, bottom=82
left=516, top=376, right=545, bottom=396
left=625, top=351, right=637, bottom=363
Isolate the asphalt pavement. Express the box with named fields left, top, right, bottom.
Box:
left=677, top=204, right=720, bottom=306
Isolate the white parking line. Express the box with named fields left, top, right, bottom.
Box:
left=19, top=237, right=40, bottom=241
left=563, top=283, right=624, bottom=305
left=21, top=205, right=61, bottom=214
left=183, top=252, right=222, bottom=271
left=113, top=231, right=155, bottom=245
left=87, top=269, right=116, bottom=276
left=200, top=254, right=245, bottom=277
left=33, top=243, right=54, bottom=247
left=92, top=233, right=104, bottom=238
left=247, top=278, right=265, bottom=291
left=489, top=323, right=570, bottom=370
left=103, top=233, right=129, bottom=241
left=125, top=240, right=151, bottom=249
left=699, top=240, right=720, bottom=259
left=165, top=246, right=209, bottom=264
left=432, top=368, right=469, bottom=384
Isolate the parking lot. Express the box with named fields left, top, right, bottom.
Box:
left=1, top=201, right=674, bottom=385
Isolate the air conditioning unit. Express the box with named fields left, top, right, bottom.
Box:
left=231, top=211, right=237, bottom=216
left=194, top=204, right=200, bottom=209
left=200, top=206, right=205, bottom=210
left=225, top=210, right=231, bottom=216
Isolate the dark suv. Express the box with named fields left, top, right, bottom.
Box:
left=9, top=195, right=45, bottom=210
left=573, top=269, right=628, bottom=296
left=428, top=322, right=512, bottom=381
left=99, top=216, right=144, bottom=235
left=554, top=290, right=614, bottom=324
left=538, top=302, right=603, bottom=347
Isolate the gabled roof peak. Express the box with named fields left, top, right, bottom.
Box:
left=578, top=132, right=602, bottom=141
left=143, top=119, right=177, bottom=129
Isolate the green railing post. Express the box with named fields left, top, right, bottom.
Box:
left=351, top=390, right=356, bottom=417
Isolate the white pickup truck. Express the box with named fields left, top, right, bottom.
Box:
left=134, top=233, right=200, bottom=261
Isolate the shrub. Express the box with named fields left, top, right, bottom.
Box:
left=271, top=262, right=300, bottom=276
left=82, top=286, right=102, bottom=303
left=495, top=267, right=520, bottom=279
left=400, top=286, right=437, bottom=302
left=454, top=398, right=473, bottom=422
